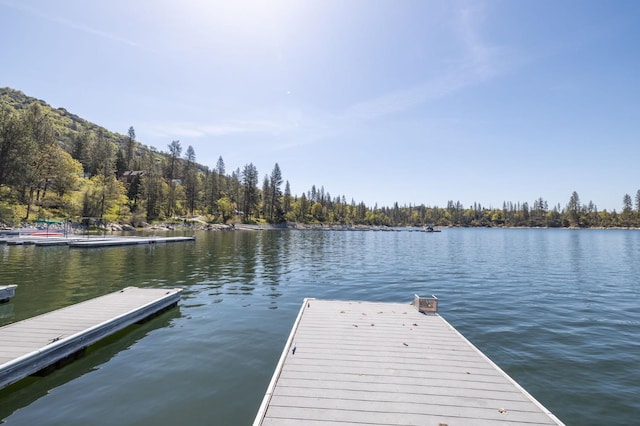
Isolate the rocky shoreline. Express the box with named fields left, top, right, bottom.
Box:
left=4, top=221, right=639, bottom=234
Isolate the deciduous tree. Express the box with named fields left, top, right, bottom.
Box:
left=0, top=109, right=24, bottom=189
left=21, top=103, right=56, bottom=219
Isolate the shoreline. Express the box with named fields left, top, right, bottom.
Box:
left=3, top=222, right=640, bottom=235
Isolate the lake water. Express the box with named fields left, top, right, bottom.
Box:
left=0, top=228, right=638, bottom=425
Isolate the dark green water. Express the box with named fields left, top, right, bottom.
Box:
left=1, top=228, right=639, bottom=425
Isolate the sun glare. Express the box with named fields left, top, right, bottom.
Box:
left=154, top=0, right=307, bottom=49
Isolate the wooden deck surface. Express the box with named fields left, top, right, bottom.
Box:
left=254, top=299, right=563, bottom=426
left=0, top=286, right=182, bottom=389
left=68, top=236, right=195, bottom=247
left=0, top=235, right=195, bottom=247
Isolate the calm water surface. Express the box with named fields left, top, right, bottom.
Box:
left=1, top=228, right=639, bottom=425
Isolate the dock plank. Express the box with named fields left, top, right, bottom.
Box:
left=254, top=299, right=563, bottom=425
left=0, top=286, right=182, bottom=389
left=272, top=381, right=538, bottom=408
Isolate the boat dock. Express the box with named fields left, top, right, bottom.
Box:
left=254, top=296, right=563, bottom=426
left=68, top=236, right=195, bottom=248
left=0, top=286, right=182, bottom=390
left=0, top=235, right=195, bottom=247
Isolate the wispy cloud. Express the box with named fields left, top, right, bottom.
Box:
left=64, top=22, right=138, bottom=47
left=345, top=3, right=503, bottom=121
left=344, top=71, right=479, bottom=120
left=456, top=3, right=500, bottom=81
left=138, top=4, right=508, bottom=154
left=0, top=0, right=138, bottom=47
left=143, top=118, right=298, bottom=140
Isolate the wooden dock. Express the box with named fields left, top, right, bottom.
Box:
left=0, top=286, right=182, bottom=390
left=0, top=235, right=195, bottom=247
left=68, top=236, right=195, bottom=248
left=254, top=298, right=563, bottom=426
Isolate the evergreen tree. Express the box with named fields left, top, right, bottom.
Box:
left=141, top=156, right=165, bottom=221
left=125, top=126, right=136, bottom=170
left=622, top=193, right=633, bottom=226
left=115, top=149, right=127, bottom=178
left=269, top=163, right=284, bottom=222
left=567, top=191, right=581, bottom=226
left=241, top=163, right=259, bottom=221
left=216, top=156, right=226, bottom=194
left=166, top=140, right=182, bottom=217
left=127, top=173, right=142, bottom=212
left=262, top=174, right=271, bottom=219
left=89, top=129, right=116, bottom=178
left=71, top=129, right=93, bottom=174
left=183, top=145, right=198, bottom=216
left=167, top=140, right=182, bottom=179
left=230, top=168, right=241, bottom=206
left=283, top=180, right=292, bottom=220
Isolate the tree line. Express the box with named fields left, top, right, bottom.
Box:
left=1, top=90, right=640, bottom=229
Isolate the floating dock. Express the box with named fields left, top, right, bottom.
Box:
left=0, top=286, right=182, bottom=390
left=254, top=297, right=563, bottom=426
left=0, top=235, right=195, bottom=247
left=68, top=236, right=195, bottom=248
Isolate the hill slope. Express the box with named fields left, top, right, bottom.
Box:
left=0, top=87, right=127, bottom=153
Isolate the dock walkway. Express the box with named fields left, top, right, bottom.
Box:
left=0, top=235, right=195, bottom=247
left=0, top=287, right=182, bottom=389
left=68, top=236, right=195, bottom=248
left=254, top=298, right=563, bottom=426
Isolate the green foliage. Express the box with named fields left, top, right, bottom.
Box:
left=241, top=163, right=259, bottom=221
left=216, top=197, right=234, bottom=223
left=0, top=87, right=123, bottom=154
left=0, top=200, right=24, bottom=226
left=2, top=87, right=640, bottom=229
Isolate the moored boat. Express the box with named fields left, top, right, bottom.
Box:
left=0, top=285, right=17, bottom=303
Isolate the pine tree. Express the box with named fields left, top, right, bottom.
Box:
left=283, top=180, right=292, bottom=219
left=184, top=146, right=198, bottom=216
left=126, top=127, right=136, bottom=169
left=269, top=163, right=284, bottom=222
left=241, top=163, right=259, bottom=221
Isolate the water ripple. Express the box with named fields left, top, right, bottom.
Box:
left=1, top=228, right=639, bottom=425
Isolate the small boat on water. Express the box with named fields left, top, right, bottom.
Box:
left=423, top=225, right=441, bottom=232
left=0, top=285, right=17, bottom=303
left=29, top=231, right=65, bottom=237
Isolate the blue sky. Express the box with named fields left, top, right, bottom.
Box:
left=2, top=0, right=639, bottom=211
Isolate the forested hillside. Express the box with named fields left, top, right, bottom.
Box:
left=1, top=87, right=639, bottom=229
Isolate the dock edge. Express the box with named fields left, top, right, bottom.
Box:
left=0, top=287, right=182, bottom=390
left=253, top=297, right=313, bottom=426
